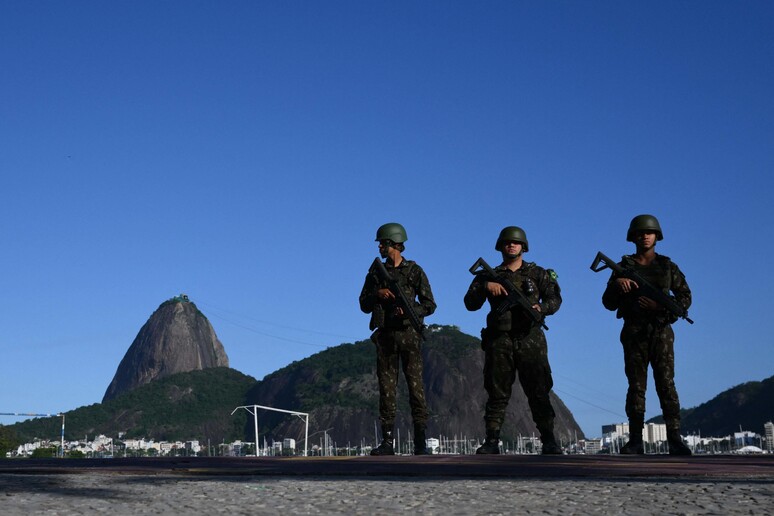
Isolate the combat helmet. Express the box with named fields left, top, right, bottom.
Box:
left=495, top=226, right=529, bottom=253
left=627, top=214, right=663, bottom=242
left=375, top=222, right=408, bottom=243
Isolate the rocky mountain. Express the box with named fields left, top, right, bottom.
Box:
left=650, top=374, right=774, bottom=436
left=102, top=295, right=229, bottom=402
left=245, top=325, right=585, bottom=445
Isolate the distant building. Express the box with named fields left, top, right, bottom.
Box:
left=602, top=423, right=629, bottom=437
left=603, top=422, right=667, bottom=446
left=122, top=438, right=144, bottom=451
left=763, top=422, right=773, bottom=452
left=514, top=435, right=540, bottom=454
left=283, top=438, right=296, bottom=455
left=644, top=423, right=667, bottom=444
left=583, top=439, right=603, bottom=455
left=684, top=434, right=702, bottom=450
left=602, top=422, right=630, bottom=453
left=185, top=440, right=201, bottom=455
left=734, top=431, right=759, bottom=447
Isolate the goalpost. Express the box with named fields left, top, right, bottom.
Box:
left=231, top=405, right=309, bottom=457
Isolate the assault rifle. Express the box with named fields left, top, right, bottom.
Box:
left=590, top=251, right=694, bottom=324
left=372, top=258, right=426, bottom=340
left=469, top=257, right=548, bottom=331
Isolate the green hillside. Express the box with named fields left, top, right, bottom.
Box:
left=245, top=325, right=584, bottom=444
left=649, top=375, right=774, bottom=436
left=9, top=367, right=256, bottom=443
left=256, top=324, right=476, bottom=411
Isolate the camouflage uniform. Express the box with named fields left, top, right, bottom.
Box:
left=602, top=254, right=691, bottom=432
left=359, top=259, right=436, bottom=427
left=464, top=262, right=561, bottom=438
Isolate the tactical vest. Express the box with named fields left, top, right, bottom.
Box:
left=486, top=263, right=542, bottom=332
left=618, top=254, right=673, bottom=321
left=370, top=261, right=417, bottom=330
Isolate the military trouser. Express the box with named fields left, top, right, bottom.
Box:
left=482, top=327, right=555, bottom=434
left=373, top=326, right=428, bottom=427
left=620, top=321, right=681, bottom=429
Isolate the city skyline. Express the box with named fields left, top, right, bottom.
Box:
left=9, top=418, right=774, bottom=458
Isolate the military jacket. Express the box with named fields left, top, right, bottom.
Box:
left=602, top=254, right=691, bottom=323
left=359, top=258, right=436, bottom=331
left=464, top=261, right=561, bottom=333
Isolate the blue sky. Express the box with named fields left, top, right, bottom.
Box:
left=1, top=1, right=772, bottom=439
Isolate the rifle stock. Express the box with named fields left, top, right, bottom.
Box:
left=590, top=251, right=694, bottom=324
left=371, top=258, right=426, bottom=340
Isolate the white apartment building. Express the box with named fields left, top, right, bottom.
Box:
left=583, top=439, right=603, bottom=455
left=603, top=422, right=668, bottom=446
left=602, top=423, right=629, bottom=437
left=644, top=423, right=667, bottom=444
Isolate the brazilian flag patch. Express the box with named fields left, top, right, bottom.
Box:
left=548, top=269, right=558, bottom=281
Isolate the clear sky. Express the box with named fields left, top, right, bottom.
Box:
left=1, top=1, right=772, bottom=439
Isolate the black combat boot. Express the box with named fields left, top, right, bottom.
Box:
left=667, top=428, right=692, bottom=456
left=620, top=434, right=644, bottom=455
left=413, top=424, right=430, bottom=455
left=370, top=426, right=395, bottom=456
left=476, top=428, right=501, bottom=455
left=537, top=421, right=563, bottom=455
left=620, top=417, right=644, bottom=455
left=540, top=434, right=563, bottom=455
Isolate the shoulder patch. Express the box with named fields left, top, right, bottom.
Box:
left=548, top=269, right=558, bottom=281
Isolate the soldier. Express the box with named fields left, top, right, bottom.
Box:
left=359, top=223, right=436, bottom=455
left=465, top=226, right=563, bottom=455
left=602, top=214, right=692, bottom=455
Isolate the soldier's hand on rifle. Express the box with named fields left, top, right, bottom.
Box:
left=532, top=304, right=541, bottom=313
left=485, top=281, right=508, bottom=297
left=377, top=288, right=395, bottom=301
left=637, top=296, right=662, bottom=312
left=616, top=278, right=639, bottom=293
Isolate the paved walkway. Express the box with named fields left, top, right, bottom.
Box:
left=2, top=456, right=773, bottom=514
